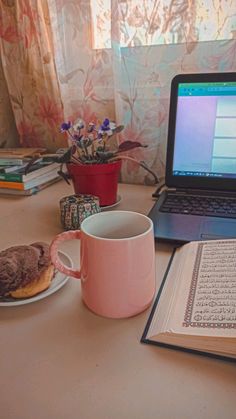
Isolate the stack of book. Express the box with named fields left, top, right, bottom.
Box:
left=0, top=148, right=61, bottom=196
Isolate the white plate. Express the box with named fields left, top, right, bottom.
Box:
left=101, top=195, right=122, bottom=210
left=0, top=251, right=72, bottom=307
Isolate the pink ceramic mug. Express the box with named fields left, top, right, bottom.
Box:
left=50, top=210, right=156, bottom=318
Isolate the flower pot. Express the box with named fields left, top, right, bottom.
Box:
left=66, top=160, right=122, bottom=206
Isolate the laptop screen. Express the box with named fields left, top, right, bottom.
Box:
left=166, top=73, right=236, bottom=191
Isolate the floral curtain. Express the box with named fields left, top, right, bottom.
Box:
left=0, top=0, right=67, bottom=151
left=0, top=0, right=236, bottom=182
left=49, top=0, right=236, bottom=184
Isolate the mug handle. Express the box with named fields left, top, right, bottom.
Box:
left=50, top=230, right=81, bottom=279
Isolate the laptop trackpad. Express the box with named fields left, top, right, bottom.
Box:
left=201, top=220, right=236, bottom=239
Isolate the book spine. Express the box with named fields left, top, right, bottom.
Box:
left=0, top=187, right=38, bottom=195
left=0, top=165, right=23, bottom=174
left=0, top=177, right=61, bottom=196
left=0, top=163, right=58, bottom=183
left=0, top=170, right=60, bottom=190
left=0, top=181, right=24, bottom=190
left=0, top=159, right=24, bottom=166
left=0, top=173, right=23, bottom=182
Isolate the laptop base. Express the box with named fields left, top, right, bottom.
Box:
left=149, top=190, right=236, bottom=243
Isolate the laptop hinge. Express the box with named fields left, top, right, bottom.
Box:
left=152, top=184, right=236, bottom=198
left=168, top=188, right=236, bottom=197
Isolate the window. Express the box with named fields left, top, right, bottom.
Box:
left=91, top=0, right=111, bottom=49
left=91, top=0, right=236, bottom=49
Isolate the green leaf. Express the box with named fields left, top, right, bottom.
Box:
left=118, top=141, right=148, bottom=152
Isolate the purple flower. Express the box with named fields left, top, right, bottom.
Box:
left=98, top=118, right=116, bottom=137
left=100, top=118, right=110, bottom=131
left=60, top=121, right=72, bottom=132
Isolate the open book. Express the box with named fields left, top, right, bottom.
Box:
left=141, top=239, right=236, bottom=361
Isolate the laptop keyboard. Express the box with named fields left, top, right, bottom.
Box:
left=160, top=194, right=236, bottom=218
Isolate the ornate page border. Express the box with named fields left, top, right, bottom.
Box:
left=183, top=242, right=236, bottom=329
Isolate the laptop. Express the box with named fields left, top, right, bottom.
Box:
left=149, top=72, right=236, bottom=243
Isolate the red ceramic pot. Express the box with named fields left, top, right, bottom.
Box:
left=66, top=160, right=122, bottom=206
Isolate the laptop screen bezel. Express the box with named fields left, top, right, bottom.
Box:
left=165, top=72, right=236, bottom=192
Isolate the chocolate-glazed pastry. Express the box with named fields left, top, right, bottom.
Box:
left=0, top=242, right=54, bottom=298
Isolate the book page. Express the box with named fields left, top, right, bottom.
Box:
left=147, top=246, right=186, bottom=336
left=148, top=239, right=236, bottom=340
left=169, top=239, right=236, bottom=337
left=183, top=240, right=236, bottom=329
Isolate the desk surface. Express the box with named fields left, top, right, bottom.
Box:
left=0, top=181, right=235, bottom=419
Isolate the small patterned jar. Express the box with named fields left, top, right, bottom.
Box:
left=60, top=194, right=100, bottom=230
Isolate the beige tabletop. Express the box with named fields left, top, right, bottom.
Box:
left=0, top=181, right=235, bottom=419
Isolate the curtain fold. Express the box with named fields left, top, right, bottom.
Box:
left=0, top=53, right=19, bottom=148
left=0, top=0, right=67, bottom=151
